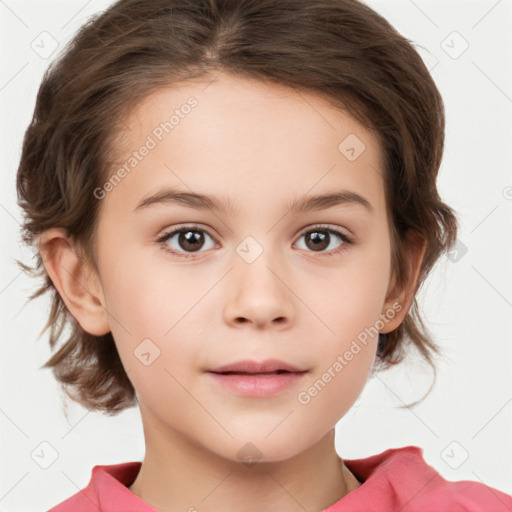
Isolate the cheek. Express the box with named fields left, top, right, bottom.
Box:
left=298, top=235, right=391, bottom=406
left=295, top=274, right=385, bottom=429
left=101, top=253, right=215, bottom=381
left=100, top=242, right=190, bottom=332
left=311, top=244, right=392, bottom=341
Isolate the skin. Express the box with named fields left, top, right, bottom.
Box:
left=39, top=72, right=425, bottom=512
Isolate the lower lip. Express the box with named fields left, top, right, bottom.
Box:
left=206, top=371, right=307, bottom=397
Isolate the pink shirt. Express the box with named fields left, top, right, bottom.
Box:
left=47, top=445, right=512, bottom=511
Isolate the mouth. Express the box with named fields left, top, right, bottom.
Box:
left=206, top=359, right=308, bottom=397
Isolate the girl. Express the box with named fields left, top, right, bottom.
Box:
left=14, top=0, right=512, bottom=510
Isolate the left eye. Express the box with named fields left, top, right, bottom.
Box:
left=294, top=225, right=353, bottom=255
left=157, top=224, right=353, bottom=259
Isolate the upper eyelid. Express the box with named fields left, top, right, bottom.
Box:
left=158, top=223, right=214, bottom=240
left=158, top=223, right=353, bottom=243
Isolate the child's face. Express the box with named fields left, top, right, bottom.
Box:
left=90, top=72, right=406, bottom=462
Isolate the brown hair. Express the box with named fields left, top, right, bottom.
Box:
left=16, top=0, right=457, bottom=414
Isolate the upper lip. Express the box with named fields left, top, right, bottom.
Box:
left=208, top=359, right=306, bottom=374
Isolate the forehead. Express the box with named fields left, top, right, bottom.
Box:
left=119, top=72, right=378, bottom=152
left=103, top=72, right=386, bottom=216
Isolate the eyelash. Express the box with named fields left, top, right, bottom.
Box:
left=156, top=223, right=354, bottom=259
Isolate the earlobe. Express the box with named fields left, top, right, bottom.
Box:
left=380, top=233, right=427, bottom=334
left=38, top=228, right=111, bottom=336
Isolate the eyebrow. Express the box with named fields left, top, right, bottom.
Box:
left=134, top=187, right=374, bottom=216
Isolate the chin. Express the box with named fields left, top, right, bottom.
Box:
left=212, top=430, right=320, bottom=466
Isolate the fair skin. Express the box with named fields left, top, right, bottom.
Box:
left=39, top=72, right=424, bottom=512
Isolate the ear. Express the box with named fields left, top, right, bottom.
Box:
left=379, top=232, right=427, bottom=334
left=37, top=228, right=111, bottom=336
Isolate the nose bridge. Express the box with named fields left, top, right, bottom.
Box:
left=233, top=233, right=283, bottom=293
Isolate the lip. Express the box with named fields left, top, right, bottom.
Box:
left=208, top=358, right=305, bottom=374
left=206, top=359, right=308, bottom=398
left=206, top=372, right=307, bottom=397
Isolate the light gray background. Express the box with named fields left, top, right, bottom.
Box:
left=1, top=0, right=511, bottom=510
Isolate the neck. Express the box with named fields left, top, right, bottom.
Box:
left=128, top=407, right=361, bottom=512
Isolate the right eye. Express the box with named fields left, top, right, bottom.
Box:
left=156, top=224, right=217, bottom=258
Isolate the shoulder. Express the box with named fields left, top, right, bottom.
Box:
left=46, top=461, right=148, bottom=512
left=338, top=445, right=512, bottom=512
left=47, top=490, right=96, bottom=512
